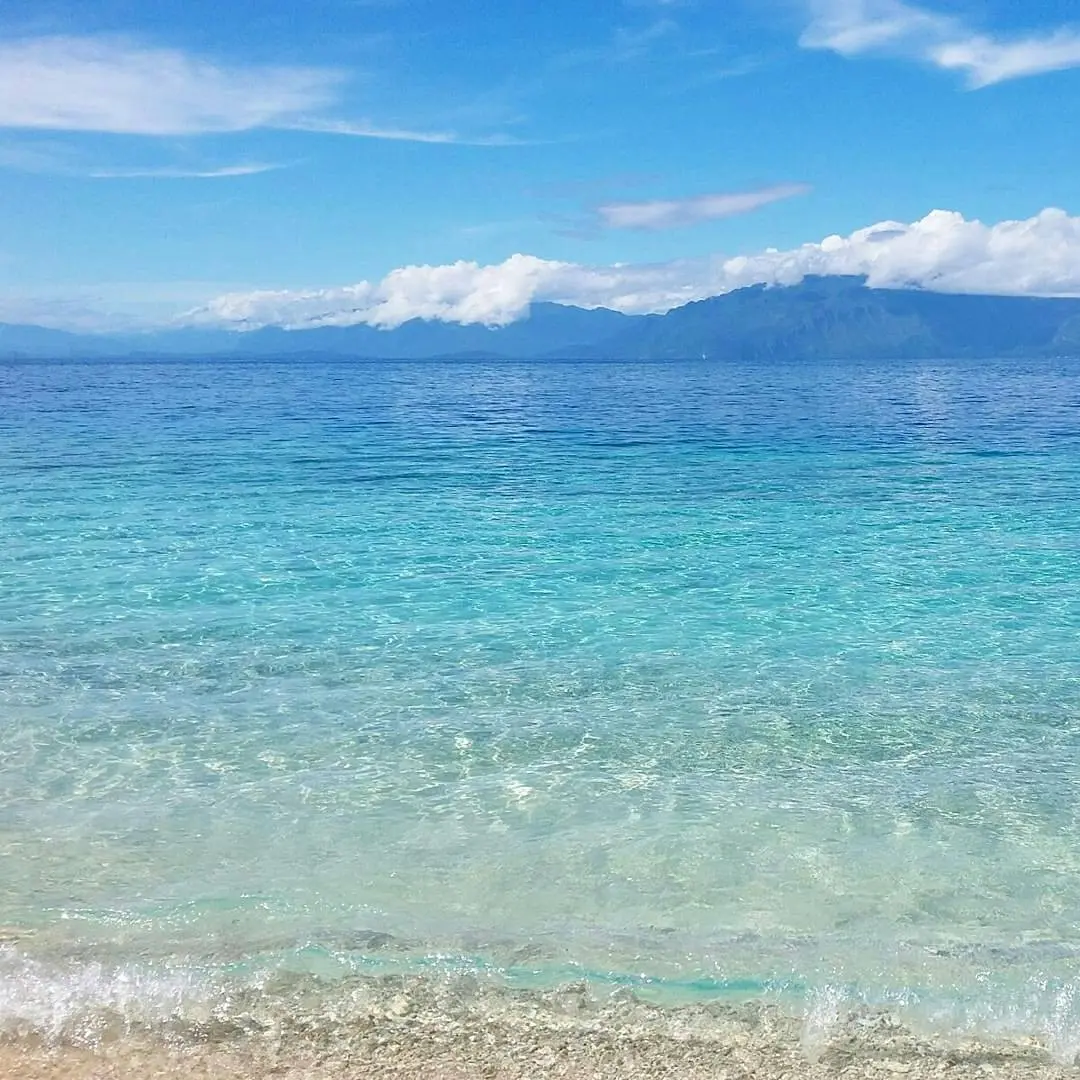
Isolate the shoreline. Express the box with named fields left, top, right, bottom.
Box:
left=2, top=995, right=1075, bottom=1080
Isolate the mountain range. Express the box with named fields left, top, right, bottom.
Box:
left=4, top=276, right=1080, bottom=361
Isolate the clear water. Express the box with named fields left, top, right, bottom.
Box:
left=3, top=356, right=1080, bottom=1055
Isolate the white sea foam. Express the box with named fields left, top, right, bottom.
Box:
left=0, top=946, right=220, bottom=1044
left=800, top=983, right=846, bottom=1061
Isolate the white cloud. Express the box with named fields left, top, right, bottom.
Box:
left=0, top=139, right=281, bottom=179
left=0, top=36, right=498, bottom=145
left=183, top=207, right=1080, bottom=330
left=85, top=163, right=282, bottom=179
left=801, top=0, right=946, bottom=55
left=290, top=118, right=526, bottom=146
left=596, top=183, right=810, bottom=230
left=0, top=37, right=341, bottom=135
left=195, top=254, right=575, bottom=329
left=801, top=0, right=1080, bottom=86
left=717, top=208, right=1080, bottom=295
left=931, top=31, right=1080, bottom=89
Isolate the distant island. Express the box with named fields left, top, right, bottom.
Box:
left=4, top=275, right=1080, bottom=361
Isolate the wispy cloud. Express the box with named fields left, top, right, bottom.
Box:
left=608, top=19, right=680, bottom=63
left=932, top=31, right=1080, bottom=88
left=546, top=14, right=760, bottom=106
left=801, top=0, right=1080, bottom=87
left=0, top=36, right=519, bottom=146
left=85, top=163, right=283, bottom=179
left=0, top=140, right=282, bottom=179
left=595, top=183, right=810, bottom=231
left=289, top=117, right=528, bottom=146
left=0, top=36, right=340, bottom=135
left=555, top=18, right=680, bottom=69
left=659, top=55, right=764, bottom=93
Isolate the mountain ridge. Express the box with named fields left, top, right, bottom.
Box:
left=4, top=278, right=1080, bottom=360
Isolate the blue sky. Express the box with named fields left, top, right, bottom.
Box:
left=1, top=0, right=1080, bottom=328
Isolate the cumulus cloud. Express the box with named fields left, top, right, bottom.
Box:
left=801, top=0, right=1080, bottom=87
left=719, top=208, right=1080, bottom=295
left=196, top=255, right=579, bottom=329
left=596, top=184, right=810, bottom=230
left=184, top=207, right=1080, bottom=330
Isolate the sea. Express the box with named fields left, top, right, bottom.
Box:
left=2, top=354, right=1080, bottom=1076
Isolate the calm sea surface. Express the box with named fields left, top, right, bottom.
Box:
left=2, top=355, right=1080, bottom=1055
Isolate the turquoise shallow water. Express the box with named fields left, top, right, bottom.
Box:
left=2, top=355, right=1080, bottom=1051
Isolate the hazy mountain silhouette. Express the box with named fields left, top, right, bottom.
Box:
left=584, top=276, right=1080, bottom=360
left=4, top=278, right=1080, bottom=360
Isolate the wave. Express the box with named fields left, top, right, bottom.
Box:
left=4, top=944, right=1080, bottom=1079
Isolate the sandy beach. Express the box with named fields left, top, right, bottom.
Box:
left=2, top=996, right=1075, bottom=1080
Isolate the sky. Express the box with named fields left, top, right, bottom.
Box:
left=1, top=0, right=1080, bottom=330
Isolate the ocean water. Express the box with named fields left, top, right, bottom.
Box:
left=2, top=355, right=1080, bottom=1068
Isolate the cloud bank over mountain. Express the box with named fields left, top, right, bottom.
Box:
left=189, top=207, right=1080, bottom=330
